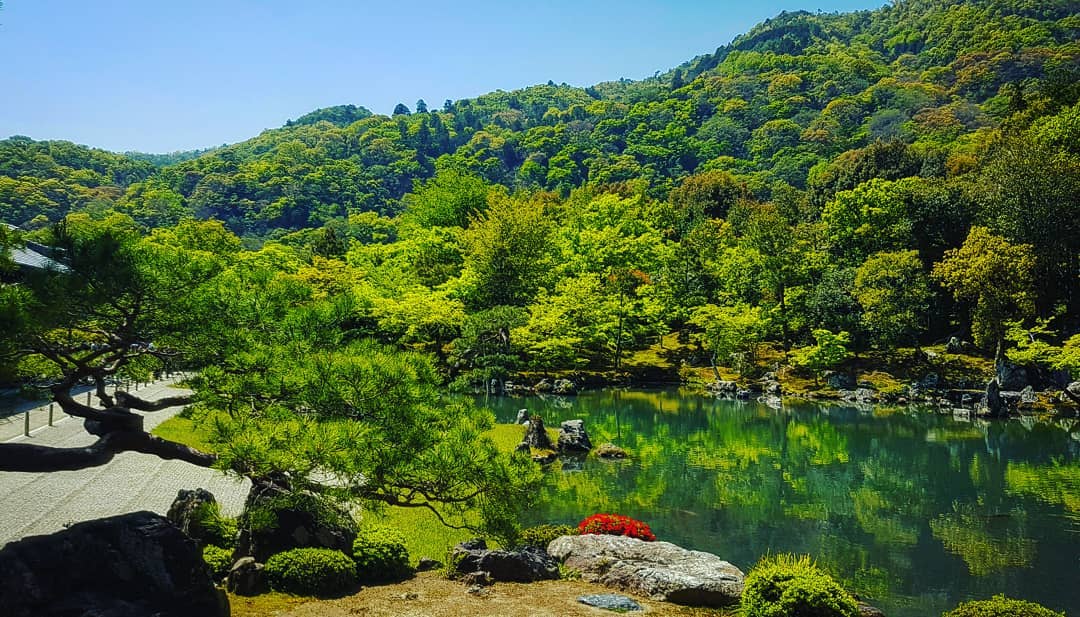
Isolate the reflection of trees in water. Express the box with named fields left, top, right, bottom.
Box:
left=930, top=501, right=1035, bottom=576
left=477, top=390, right=1077, bottom=612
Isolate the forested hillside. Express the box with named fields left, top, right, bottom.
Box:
left=2, top=0, right=1079, bottom=387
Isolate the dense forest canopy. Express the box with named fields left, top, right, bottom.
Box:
left=2, top=0, right=1080, bottom=386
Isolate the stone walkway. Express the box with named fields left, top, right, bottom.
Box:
left=0, top=378, right=250, bottom=546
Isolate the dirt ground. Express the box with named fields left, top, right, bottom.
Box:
left=229, top=571, right=735, bottom=617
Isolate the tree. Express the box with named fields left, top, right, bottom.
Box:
left=689, top=304, right=769, bottom=378
left=461, top=193, right=553, bottom=309
left=790, top=330, right=851, bottom=384
left=933, top=227, right=1037, bottom=357
left=415, top=99, right=429, bottom=114
left=402, top=168, right=491, bottom=228
left=854, top=250, right=930, bottom=352
left=392, top=103, right=411, bottom=116
left=0, top=217, right=540, bottom=539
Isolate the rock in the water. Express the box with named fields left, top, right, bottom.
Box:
left=0, top=511, right=228, bottom=617
left=996, top=359, right=1030, bottom=391
left=547, top=534, right=744, bottom=607
left=415, top=557, right=444, bottom=572
left=234, top=476, right=357, bottom=562
left=735, top=389, right=752, bottom=400
left=1020, top=385, right=1037, bottom=404
left=534, top=379, right=553, bottom=393
left=557, top=419, right=593, bottom=452
left=596, top=443, right=628, bottom=459
left=166, top=487, right=220, bottom=548
left=523, top=415, right=554, bottom=450
left=515, top=408, right=530, bottom=424
left=707, top=380, right=738, bottom=393
left=825, top=371, right=857, bottom=390
left=552, top=378, right=578, bottom=395
left=1062, top=381, right=1080, bottom=404
left=578, top=593, right=644, bottom=611
left=450, top=541, right=559, bottom=583
left=985, top=378, right=1006, bottom=417
left=763, top=380, right=782, bottom=395
left=226, top=557, right=267, bottom=596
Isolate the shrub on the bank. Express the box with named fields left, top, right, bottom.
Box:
left=516, top=523, right=579, bottom=549
left=578, top=514, right=656, bottom=541
left=264, top=548, right=357, bottom=596
left=352, top=526, right=411, bottom=581
left=741, top=553, right=859, bottom=617
left=202, top=544, right=234, bottom=580
left=942, top=595, right=1064, bottom=617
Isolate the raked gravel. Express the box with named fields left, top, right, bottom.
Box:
left=0, top=379, right=249, bottom=547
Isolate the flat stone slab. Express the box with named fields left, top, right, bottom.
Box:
left=549, top=534, right=744, bottom=607
left=578, top=593, right=643, bottom=611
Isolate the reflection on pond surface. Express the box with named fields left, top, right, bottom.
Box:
left=476, top=389, right=1080, bottom=617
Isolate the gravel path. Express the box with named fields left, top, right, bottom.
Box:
left=0, top=379, right=250, bottom=546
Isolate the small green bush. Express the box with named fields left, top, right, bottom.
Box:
left=741, top=554, right=859, bottom=617
left=202, top=545, right=234, bottom=580
left=352, top=526, right=411, bottom=582
left=264, top=548, right=357, bottom=597
left=943, top=595, right=1064, bottom=617
left=193, top=502, right=238, bottom=549
left=516, top=524, right=578, bottom=549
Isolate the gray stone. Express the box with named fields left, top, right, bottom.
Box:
left=547, top=534, right=744, bottom=607
left=226, top=557, right=267, bottom=596
left=996, top=359, right=1030, bottom=391
left=735, top=389, right=752, bottom=400
left=523, top=415, right=554, bottom=450
left=763, top=380, right=782, bottom=395
left=1062, top=382, right=1080, bottom=404
left=515, top=409, right=529, bottom=425
left=415, top=557, right=444, bottom=572
left=166, top=487, right=220, bottom=548
left=0, top=511, right=228, bottom=617
left=841, top=388, right=876, bottom=403
left=825, top=371, right=856, bottom=390
left=552, top=379, right=578, bottom=395
left=578, top=593, right=643, bottom=611
left=708, top=380, right=738, bottom=393
left=946, top=336, right=974, bottom=354
left=514, top=441, right=531, bottom=455
left=450, top=542, right=559, bottom=583
left=1020, top=385, right=1037, bottom=404
left=462, top=571, right=493, bottom=586
left=858, top=601, right=887, bottom=617
left=985, top=379, right=1006, bottom=417
left=557, top=419, right=593, bottom=452
left=534, top=379, right=553, bottom=393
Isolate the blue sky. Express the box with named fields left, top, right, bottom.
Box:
left=0, top=0, right=883, bottom=153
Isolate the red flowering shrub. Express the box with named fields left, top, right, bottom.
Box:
left=577, top=514, right=656, bottom=541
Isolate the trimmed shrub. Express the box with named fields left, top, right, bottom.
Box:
left=741, top=554, right=859, bottom=617
left=943, top=595, right=1064, bottom=617
left=264, top=548, right=357, bottom=596
left=202, top=544, right=234, bottom=580
left=352, top=526, right=411, bottom=582
left=578, top=514, right=656, bottom=541
left=517, top=524, right=579, bottom=549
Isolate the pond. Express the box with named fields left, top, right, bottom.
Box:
left=476, top=389, right=1080, bottom=617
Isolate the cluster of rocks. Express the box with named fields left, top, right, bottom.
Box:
left=515, top=415, right=630, bottom=464
left=0, top=511, right=228, bottom=617
left=496, top=378, right=579, bottom=396
left=706, top=372, right=782, bottom=406
left=448, top=538, right=560, bottom=584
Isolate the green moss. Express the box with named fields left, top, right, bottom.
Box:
left=942, top=595, right=1064, bottom=617
left=263, top=548, right=357, bottom=597
left=741, top=553, right=859, bottom=617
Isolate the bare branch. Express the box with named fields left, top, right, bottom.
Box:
left=115, top=390, right=195, bottom=412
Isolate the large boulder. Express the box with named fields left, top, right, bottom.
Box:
left=166, top=488, right=220, bottom=548
left=557, top=419, right=593, bottom=453
left=825, top=371, right=857, bottom=390
left=985, top=378, right=1006, bottom=418
left=450, top=539, right=560, bottom=582
left=0, top=511, right=228, bottom=617
left=996, top=359, right=1030, bottom=391
left=547, top=534, right=744, bottom=607
left=226, top=556, right=267, bottom=596
left=552, top=379, right=578, bottom=395
left=234, top=476, right=357, bottom=562
left=523, top=415, right=554, bottom=450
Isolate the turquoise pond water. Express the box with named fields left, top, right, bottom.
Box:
left=475, top=389, right=1080, bottom=616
